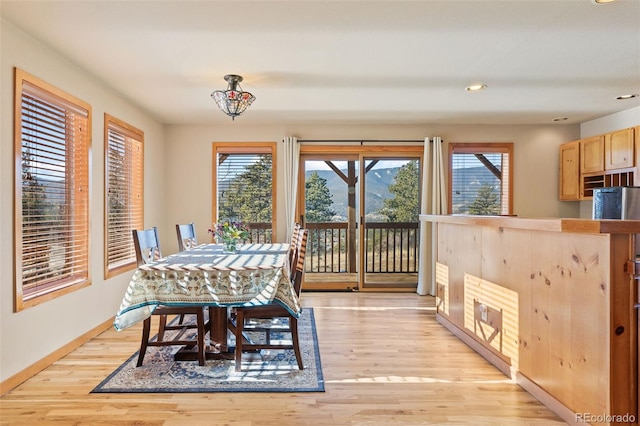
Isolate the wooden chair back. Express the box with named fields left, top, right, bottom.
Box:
left=132, top=226, right=208, bottom=367
left=176, top=223, right=197, bottom=251
left=233, top=229, right=308, bottom=371
left=288, top=223, right=302, bottom=278
left=132, top=227, right=162, bottom=267
left=291, top=229, right=308, bottom=296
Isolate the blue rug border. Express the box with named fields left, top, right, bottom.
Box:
left=91, top=308, right=324, bottom=393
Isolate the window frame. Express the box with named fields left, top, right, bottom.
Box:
left=14, top=68, right=92, bottom=311
left=104, top=113, right=144, bottom=279
left=448, top=142, right=514, bottom=215
left=212, top=142, right=277, bottom=240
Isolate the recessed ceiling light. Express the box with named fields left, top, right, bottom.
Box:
left=552, top=117, right=569, bottom=122
left=592, top=0, right=616, bottom=4
left=616, top=94, right=639, bottom=100
left=465, top=84, right=487, bottom=92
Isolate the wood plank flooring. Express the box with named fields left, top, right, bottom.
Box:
left=0, top=292, right=567, bottom=425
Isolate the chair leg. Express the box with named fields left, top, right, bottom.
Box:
left=157, top=314, right=168, bottom=341
left=136, top=317, right=152, bottom=367
left=234, top=310, right=245, bottom=371
left=196, top=309, right=205, bottom=366
left=290, top=317, right=304, bottom=370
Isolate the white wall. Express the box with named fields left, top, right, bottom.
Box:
left=0, top=20, right=165, bottom=383
left=581, top=106, right=640, bottom=138
left=164, top=122, right=582, bottom=247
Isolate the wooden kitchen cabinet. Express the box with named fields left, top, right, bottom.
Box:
left=559, top=140, right=580, bottom=200
left=580, top=135, right=604, bottom=173
left=560, top=126, right=639, bottom=201
left=605, top=127, right=634, bottom=170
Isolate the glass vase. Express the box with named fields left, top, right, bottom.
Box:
left=223, top=239, right=239, bottom=254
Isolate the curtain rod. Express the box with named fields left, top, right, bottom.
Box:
left=296, top=139, right=424, bottom=144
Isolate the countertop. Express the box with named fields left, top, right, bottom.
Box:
left=419, top=214, right=640, bottom=234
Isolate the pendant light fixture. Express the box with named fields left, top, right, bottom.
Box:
left=211, top=74, right=255, bottom=120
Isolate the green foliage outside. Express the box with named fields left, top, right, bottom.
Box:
left=107, top=146, right=126, bottom=230
left=219, top=155, right=273, bottom=223
left=379, top=160, right=420, bottom=222
left=468, top=183, right=500, bottom=215
left=21, top=147, right=60, bottom=280
left=305, top=171, right=335, bottom=222
left=21, top=148, right=56, bottom=224
left=222, top=158, right=420, bottom=225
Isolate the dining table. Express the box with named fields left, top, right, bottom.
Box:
left=113, top=242, right=301, bottom=359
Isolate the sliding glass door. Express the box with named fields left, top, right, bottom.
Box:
left=298, top=146, right=422, bottom=291
left=361, top=157, right=420, bottom=290
left=299, top=155, right=360, bottom=291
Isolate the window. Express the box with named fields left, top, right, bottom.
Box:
left=212, top=143, right=276, bottom=242
left=448, top=143, right=513, bottom=215
left=104, top=114, right=144, bottom=278
left=14, top=68, right=91, bottom=310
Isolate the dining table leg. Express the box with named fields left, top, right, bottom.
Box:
left=173, top=306, right=256, bottom=362
left=209, top=306, right=228, bottom=352
left=173, top=306, right=233, bottom=361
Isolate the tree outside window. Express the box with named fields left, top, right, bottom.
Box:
left=104, top=114, right=144, bottom=278
left=449, top=143, right=513, bottom=215
left=305, top=171, right=335, bottom=222
left=379, top=160, right=420, bottom=222
left=213, top=143, right=277, bottom=243
left=14, top=68, right=91, bottom=310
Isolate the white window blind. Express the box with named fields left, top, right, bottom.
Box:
left=450, top=145, right=512, bottom=215
left=16, top=70, right=91, bottom=308
left=213, top=143, right=276, bottom=242
left=105, top=115, right=143, bottom=277
left=217, top=153, right=273, bottom=222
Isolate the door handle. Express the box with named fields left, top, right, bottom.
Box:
left=625, top=259, right=640, bottom=279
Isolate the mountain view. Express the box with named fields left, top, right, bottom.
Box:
left=308, top=164, right=499, bottom=219
left=450, top=165, right=501, bottom=213
left=307, top=167, right=399, bottom=219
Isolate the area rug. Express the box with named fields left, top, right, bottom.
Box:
left=92, top=308, right=324, bottom=393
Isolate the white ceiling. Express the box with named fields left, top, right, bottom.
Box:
left=2, top=0, right=639, bottom=126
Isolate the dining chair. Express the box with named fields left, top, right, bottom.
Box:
left=175, top=222, right=215, bottom=328
left=233, top=229, right=308, bottom=371
left=287, top=223, right=301, bottom=277
left=132, top=227, right=207, bottom=366
left=176, top=222, right=198, bottom=252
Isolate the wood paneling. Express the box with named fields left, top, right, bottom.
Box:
left=429, top=218, right=638, bottom=426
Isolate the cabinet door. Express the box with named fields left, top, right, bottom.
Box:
left=605, top=128, right=634, bottom=170
left=559, top=141, right=580, bottom=201
left=580, top=136, right=604, bottom=174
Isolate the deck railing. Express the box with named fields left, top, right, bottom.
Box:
left=245, top=221, right=419, bottom=274
left=304, top=221, right=419, bottom=274
left=246, top=222, right=272, bottom=244
left=364, top=222, right=419, bottom=273
left=305, top=222, right=349, bottom=273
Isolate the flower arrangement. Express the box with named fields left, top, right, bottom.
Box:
left=208, top=220, right=250, bottom=253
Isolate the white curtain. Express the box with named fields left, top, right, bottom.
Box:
left=417, top=136, right=447, bottom=295
left=283, top=136, right=300, bottom=242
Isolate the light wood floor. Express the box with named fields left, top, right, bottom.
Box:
left=0, top=292, right=567, bottom=425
